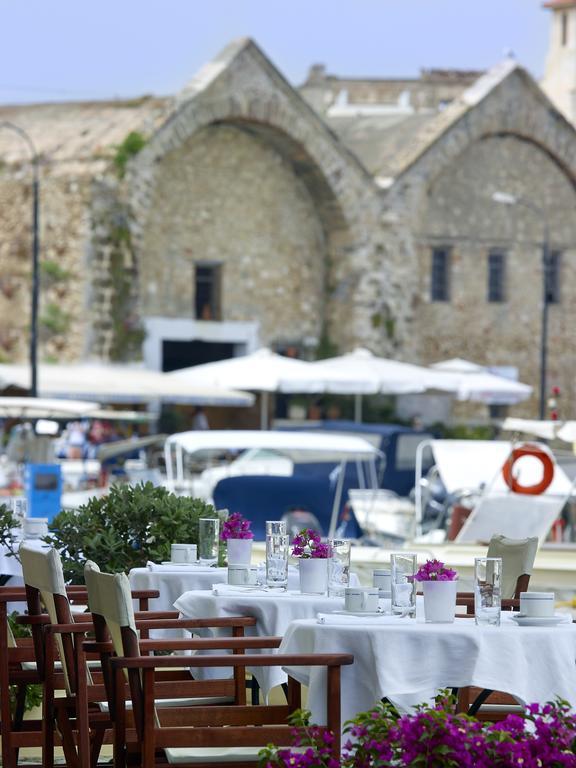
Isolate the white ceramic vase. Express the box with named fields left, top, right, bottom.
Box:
left=422, top=580, right=458, bottom=623
left=299, top=557, right=329, bottom=595
left=226, top=538, right=253, bottom=565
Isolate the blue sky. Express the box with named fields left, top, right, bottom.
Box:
left=0, top=0, right=549, bottom=104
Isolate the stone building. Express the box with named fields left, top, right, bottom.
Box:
left=0, top=9, right=576, bottom=417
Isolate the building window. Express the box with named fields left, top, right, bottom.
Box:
left=430, top=247, right=450, bottom=302
left=562, top=12, right=569, bottom=46
left=546, top=250, right=561, bottom=305
left=194, top=263, right=221, bottom=320
left=487, top=249, right=506, bottom=303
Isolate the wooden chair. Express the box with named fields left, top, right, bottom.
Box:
left=0, top=583, right=96, bottom=768
left=457, top=534, right=539, bottom=615
left=16, top=545, right=165, bottom=768
left=84, top=562, right=354, bottom=767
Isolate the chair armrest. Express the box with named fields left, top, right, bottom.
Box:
left=133, top=616, right=257, bottom=630
left=84, top=636, right=283, bottom=654
left=111, top=652, right=354, bottom=670
left=44, top=622, right=93, bottom=635
left=134, top=611, right=179, bottom=620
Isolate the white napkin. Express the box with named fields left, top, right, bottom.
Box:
left=146, top=561, right=214, bottom=572
left=317, top=612, right=403, bottom=626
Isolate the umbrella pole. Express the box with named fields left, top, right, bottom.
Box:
left=260, top=392, right=269, bottom=430
left=354, top=394, right=363, bottom=423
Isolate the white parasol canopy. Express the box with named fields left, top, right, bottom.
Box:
left=0, top=396, right=100, bottom=419
left=430, top=359, right=532, bottom=405
left=168, top=348, right=314, bottom=427
left=0, top=363, right=254, bottom=407
left=278, top=348, right=458, bottom=421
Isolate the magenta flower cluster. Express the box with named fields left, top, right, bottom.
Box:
left=219, top=512, right=253, bottom=541
left=415, top=558, right=458, bottom=582
left=291, top=528, right=330, bottom=559
left=261, top=697, right=576, bottom=768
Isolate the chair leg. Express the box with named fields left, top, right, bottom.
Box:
left=90, top=724, right=106, bottom=768
left=56, top=705, right=80, bottom=768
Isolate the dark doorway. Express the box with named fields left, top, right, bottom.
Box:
left=162, top=340, right=237, bottom=372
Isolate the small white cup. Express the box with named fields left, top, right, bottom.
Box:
left=373, top=569, right=391, bottom=592
left=520, top=591, right=555, bottom=618
left=228, top=565, right=258, bottom=586
left=344, top=586, right=379, bottom=613
left=23, top=518, right=48, bottom=539
left=171, top=543, right=197, bottom=564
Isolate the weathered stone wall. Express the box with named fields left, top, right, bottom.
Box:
left=0, top=167, right=90, bottom=363
left=416, top=134, right=576, bottom=410
left=138, top=123, right=327, bottom=347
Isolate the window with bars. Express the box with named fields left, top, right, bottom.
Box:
left=194, top=263, right=222, bottom=320
left=430, top=247, right=450, bottom=302
left=487, top=249, right=506, bottom=303
left=546, top=250, right=561, bottom=305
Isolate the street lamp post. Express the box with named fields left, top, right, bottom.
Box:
left=0, top=122, right=40, bottom=397
left=492, top=192, right=550, bottom=420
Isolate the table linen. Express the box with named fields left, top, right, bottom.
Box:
left=279, top=612, right=576, bottom=725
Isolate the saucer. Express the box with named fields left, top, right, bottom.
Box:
left=161, top=561, right=205, bottom=567
left=331, top=609, right=387, bottom=618
left=509, top=614, right=570, bottom=627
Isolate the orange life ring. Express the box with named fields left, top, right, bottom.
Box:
left=502, top=444, right=554, bottom=495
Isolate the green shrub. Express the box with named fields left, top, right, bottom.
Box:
left=47, top=482, right=219, bottom=583
left=113, top=131, right=146, bottom=178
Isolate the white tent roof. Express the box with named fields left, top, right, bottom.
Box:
left=278, top=348, right=457, bottom=395
left=0, top=363, right=254, bottom=406
left=165, top=429, right=379, bottom=458
left=0, top=396, right=100, bottom=419
left=502, top=417, right=576, bottom=445
left=430, top=359, right=532, bottom=405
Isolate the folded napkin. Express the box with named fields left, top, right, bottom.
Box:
left=317, top=612, right=401, bottom=626
left=146, top=561, right=216, bottom=572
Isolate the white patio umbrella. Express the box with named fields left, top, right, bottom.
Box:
left=0, top=363, right=254, bottom=407
left=0, top=396, right=100, bottom=419
left=278, top=348, right=457, bottom=421
left=168, top=348, right=315, bottom=428
left=430, top=359, right=532, bottom=405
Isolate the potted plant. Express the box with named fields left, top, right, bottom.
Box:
left=415, top=559, right=458, bottom=623
left=220, top=512, right=254, bottom=565
left=291, top=528, right=330, bottom=594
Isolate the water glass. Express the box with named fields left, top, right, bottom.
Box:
left=327, top=538, right=351, bottom=597
left=266, top=533, right=289, bottom=590
left=198, top=518, right=220, bottom=566
left=391, top=553, right=417, bottom=617
left=266, top=520, right=287, bottom=536
left=474, top=557, right=502, bottom=626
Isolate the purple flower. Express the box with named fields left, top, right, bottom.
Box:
left=415, top=558, right=458, bottom=582
left=291, top=529, right=330, bottom=559
left=220, top=512, right=254, bottom=541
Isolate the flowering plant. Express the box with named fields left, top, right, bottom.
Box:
left=220, top=512, right=253, bottom=541
left=415, top=558, right=457, bottom=582
left=291, top=529, right=330, bottom=559
left=260, top=696, right=576, bottom=768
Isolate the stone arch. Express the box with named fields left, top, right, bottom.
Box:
left=127, top=89, right=380, bottom=353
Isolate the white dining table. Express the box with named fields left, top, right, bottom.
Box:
left=278, top=612, right=576, bottom=725
left=129, top=564, right=307, bottom=614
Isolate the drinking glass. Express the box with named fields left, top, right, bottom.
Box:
left=198, top=518, right=220, bottom=566
left=266, top=520, right=287, bottom=536
left=391, top=553, right=417, bottom=617
left=327, top=538, right=351, bottom=598
left=266, top=533, right=289, bottom=590
left=474, top=557, right=502, bottom=626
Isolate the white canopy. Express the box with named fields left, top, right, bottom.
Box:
left=165, top=429, right=379, bottom=457
left=0, top=396, right=100, bottom=419
left=430, top=359, right=532, bottom=405
left=502, top=417, right=576, bottom=444
left=0, top=363, right=254, bottom=407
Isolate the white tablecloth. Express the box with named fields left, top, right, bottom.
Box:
left=129, top=565, right=306, bottom=613
left=173, top=588, right=347, bottom=693
left=279, top=612, right=576, bottom=724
